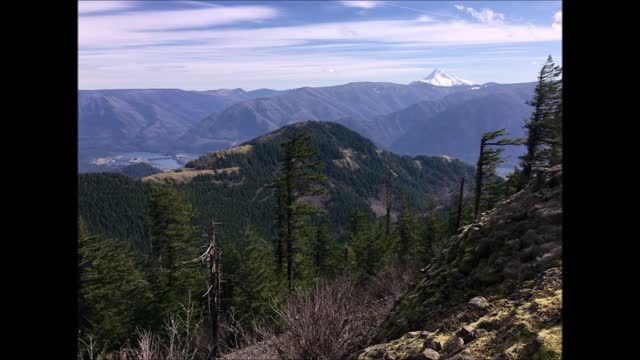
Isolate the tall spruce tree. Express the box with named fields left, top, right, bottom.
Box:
left=272, top=132, right=327, bottom=292
left=312, top=223, right=339, bottom=278
left=145, top=181, right=206, bottom=324
left=520, top=55, right=562, bottom=180
left=232, top=227, right=283, bottom=328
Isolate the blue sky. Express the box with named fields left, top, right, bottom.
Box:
left=79, top=1, right=562, bottom=90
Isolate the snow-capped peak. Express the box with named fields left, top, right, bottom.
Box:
left=418, top=68, right=478, bottom=87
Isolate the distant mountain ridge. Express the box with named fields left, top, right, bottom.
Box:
left=78, top=87, right=285, bottom=155
left=79, top=79, right=535, bottom=172
left=178, top=81, right=465, bottom=152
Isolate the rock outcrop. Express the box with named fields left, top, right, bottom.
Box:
left=359, top=166, right=562, bottom=360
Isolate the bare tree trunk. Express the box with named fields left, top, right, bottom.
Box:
left=385, top=156, right=392, bottom=236
left=474, top=139, right=485, bottom=220
left=455, top=176, right=465, bottom=232
left=286, top=163, right=294, bottom=294
left=208, top=220, right=221, bottom=359
left=343, top=246, right=349, bottom=274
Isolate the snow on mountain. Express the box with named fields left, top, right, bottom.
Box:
left=418, top=68, right=478, bottom=87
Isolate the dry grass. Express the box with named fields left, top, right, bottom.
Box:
left=272, top=266, right=416, bottom=360
left=142, top=167, right=240, bottom=184
left=79, top=265, right=417, bottom=360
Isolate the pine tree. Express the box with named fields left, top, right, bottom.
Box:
left=272, top=179, right=288, bottom=273
left=78, top=218, right=152, bottom=349
left=474, top=129, right=521, bottom=219
left=232, top=227, right=283, bottom=328
left=292, top=223, right=317, bottom=288
left=397, top=194, right=422, bottom=261
left=144, top=182, right=206, bottom=323
left=272, top=132, right=327, bottom=292
left=352, top=221, right=386, bottom=276
left=385, top=155, right=394, bottom=237
left=312, top=223, right=340, bottom=278
left=504, top=166, right=524, bottom=197
left=520, top=55, right=563, bottom=180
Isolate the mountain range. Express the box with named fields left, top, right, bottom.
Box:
left=79, top=71, right=535, bottom=170
left=79, top=121, right=475, bottom=247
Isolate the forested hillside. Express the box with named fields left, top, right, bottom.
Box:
left=78, top=173, right=151, bottom=252
left=174, top=121, right=476, bottom=240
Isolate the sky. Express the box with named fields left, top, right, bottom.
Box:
left=79, top=1, right=562, bottom=91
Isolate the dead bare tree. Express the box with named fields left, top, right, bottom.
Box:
left=385, top=155, right=393, bottom=237
left=204, top=220, right=223, bottom=359
left=455, top=176, right=465, bottom=232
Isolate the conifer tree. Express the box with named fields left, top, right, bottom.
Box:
left=272, top=179, right=288, bottom=273
left=272, top=132, right=327, bottom=292
left=352, top=221, right=386, bottom=276
left=385, top=155, right=394, bottom=237
left=474, top=129, right=521, bottom=219
left=520, top=55, right=562, bottom=180
left=78, top=218, right=152, bottom=350
left=312, top=223, right=339, bottom=278
left=292, top=224, right=317, bottom=288
left=232, top=227, right=283, bottom=328
left=397, top=194, right=422, bottom=261
left=145, top=182, right=206, bottom=323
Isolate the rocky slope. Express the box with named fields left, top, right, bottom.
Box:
left=358, top=165, right=562, bottom=360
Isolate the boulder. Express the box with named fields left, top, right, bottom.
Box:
left=468, top=296, right=489, bottom=309
left=396, top=343, right=422, bottom=355
left=456, top=325, right=475, bottom=343
left=471, top=329, right=487, bottom=339
left=423, top=338, right=442, bottom=351
left=365, top=347, right=386, bottom=359
left=405, top=331, right=432, bottom=339
left=422, top=349, right=440, bottom=360
left=443, top=337, right=464, bottom=353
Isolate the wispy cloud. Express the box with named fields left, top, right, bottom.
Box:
left=340, top=1, right=380, bottom=9
left=454, top=5, right=505, bottom=25
left=79, top=5, right=280, bottom=48
left=552, top=11, right=562, bottom=30
left=78, top=1, right=134, bottom=15
left=78, top=2, right=562, bottom=89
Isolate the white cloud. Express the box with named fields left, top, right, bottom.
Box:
left=552, top=10, right=562, bottom=30
left=454, top=5, right=505, bottom=25
left=79, top=5, right=562, bottom=89
left=79, top=5, right=280, bottom=47
left=78, top=1, right=133, bottom=15
left=417, top=15, right=433, bottom=23
left=340, top=1, right=379, bottom=9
